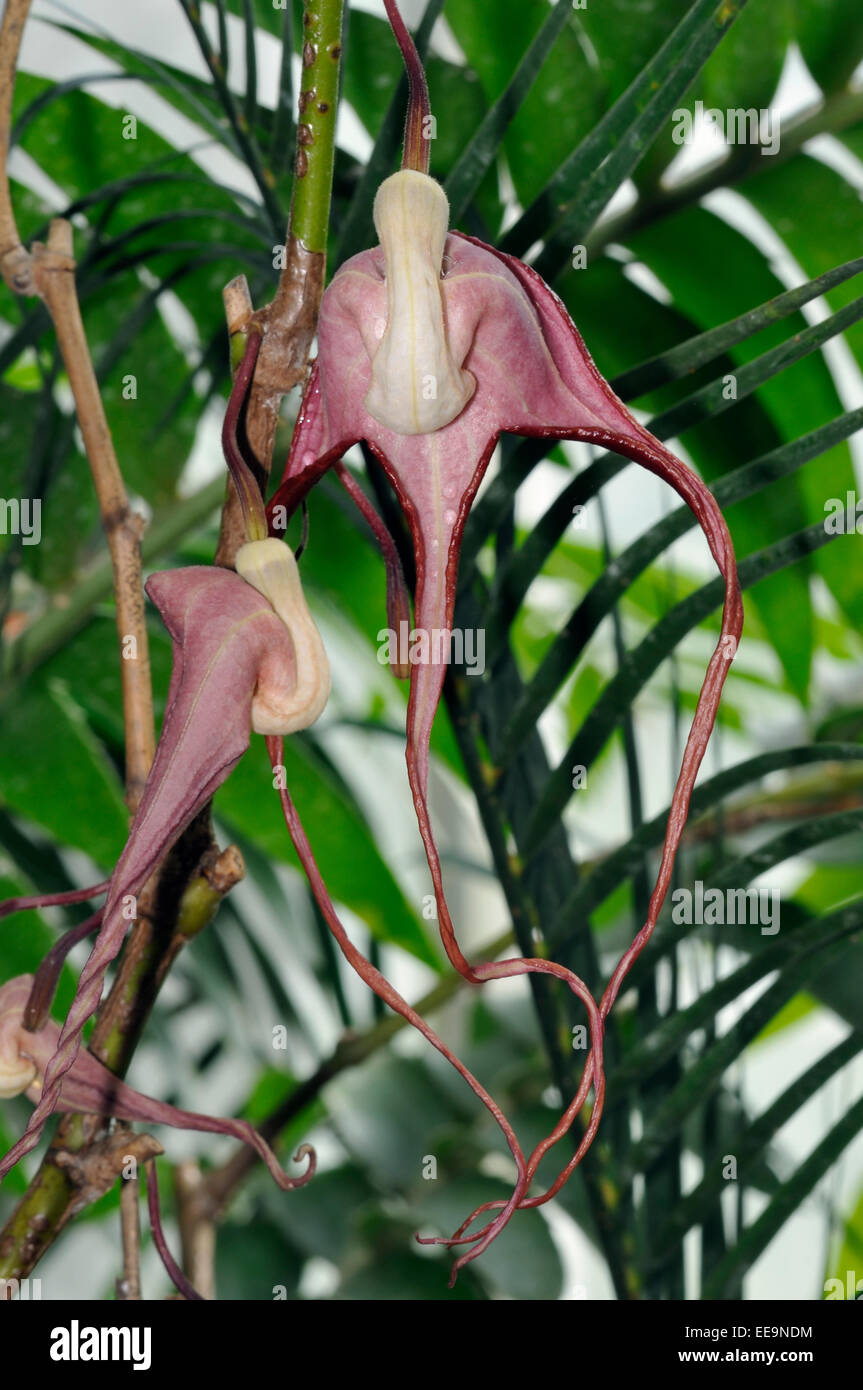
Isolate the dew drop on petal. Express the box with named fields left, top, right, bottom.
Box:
left=444, top=510, right=456, bottom=526
left=302, top=450, right=317, bottom=468
left=373, top=317, right=386, bottom=341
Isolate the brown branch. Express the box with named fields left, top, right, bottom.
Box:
left=0, top=0, right=35, bottom=296
left=215, top=245, right=324, bottom=567
left=117, top=1171, right=142, bottom=1301
left=175, top=1161, right=215, bottom=1299
left=3, top=14, right=154, bottom=806
left=31, top=220, right=155, bottom=807
left=688, top=791, right=863, bottom=842
left=0, top=830, right=245, bottom=1283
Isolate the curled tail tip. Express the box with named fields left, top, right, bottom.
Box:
left=292, top=1142, right=316, bottom=1186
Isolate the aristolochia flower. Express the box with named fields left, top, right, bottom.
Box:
left=268, top=163, right=743, bottom=983
left=0, top=542, right=330, bottom=1184
left=263, top=1, right=743, bottom=1280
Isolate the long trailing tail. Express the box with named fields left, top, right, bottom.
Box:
left=409, top=444, right=743, bottom=1254
left=265, top=733, right=604, bottom=1283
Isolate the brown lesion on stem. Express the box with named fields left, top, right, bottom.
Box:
left=53, top=1130, right=163, bottom=1214
left=0, top=1130, right=162, bottom=1291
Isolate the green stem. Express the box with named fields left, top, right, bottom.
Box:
left=240, top=0, right=258, bottom=132
left=289, top=0, right=345, bottom=253
left=270, top=2, right=295, bottom=177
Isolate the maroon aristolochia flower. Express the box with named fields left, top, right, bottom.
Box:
left=265, top=0, right=743, bottom=1278
left=0, top=548, right=329, bottom=1180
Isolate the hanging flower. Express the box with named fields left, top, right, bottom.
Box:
left=263, top=0, right=743, bottom=1280
left=0, top=541, right=329, bottom=1185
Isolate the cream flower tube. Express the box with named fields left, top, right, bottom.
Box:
left=235, top=538, right=331, bottom=736
left=364, top=170, right=475, bottom=435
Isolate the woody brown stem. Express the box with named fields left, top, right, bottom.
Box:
left=3, top=3, right=154, bottom=804
left=0, top=0, right=34, bottom=296
left=31, top=220, right=155, bottom=808
left=117, top=1171, right=142, bottom=1300
left=215, top=241, right=325, bottom=569
left=175, top=1161, right=216, bottom=1299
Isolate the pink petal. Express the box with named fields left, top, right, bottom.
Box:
left=0, top=568, right=297, bottom=1181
